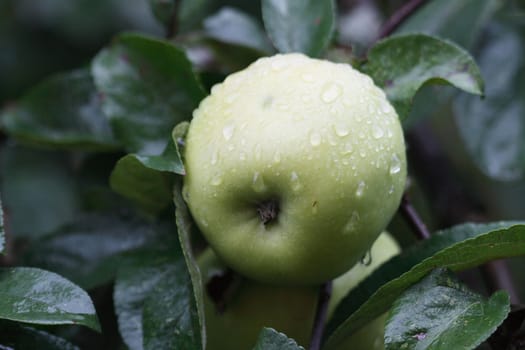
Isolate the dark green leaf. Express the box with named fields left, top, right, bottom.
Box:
left=0, top=321, right=79, bottom=350
left=252, top=328, right=305, bottom=350
left=363, top=34, right=484, bottom=119
left=261, top=0, right=335, bottom=57
left=23, top=214, right=173, bottom=290
left=173, top=179, right=206, bottom=346
left=396, top=0, right=500, bottom=49
left=454, top=21, right=525, bottom=181
left=142, top=257, right=202, bottom=350
left=0, top=145, right=79, bottom=238
left=0, top=267, right=100, bottom=331
left=385, top=269, right=510, bottom=350
left=148, top=0, right=176, bottom=27
left=324, top=222, right=525, bottom=350
left=204, top=7, right=273, bottom=53
left=109, top=154, right=174, bottom=216
left=0, top=68, right=119, bottom=151
left=133, top=135, right=185, bottom=174
left=92, top=33, right=205, bottom=155
left=0, top=197, right=4, bottom=254
left=114, top=243, right=201, bottom=350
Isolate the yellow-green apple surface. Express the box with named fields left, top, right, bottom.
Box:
left=328, top=232, right=401, bottom=350
left=183, top=53, right=407, bottom=285
left=198, top=248, right=318, bottom=350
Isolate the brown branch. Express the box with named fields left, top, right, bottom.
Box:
left=399, top=194, right=431, bottom=240
left=309, top=281, right=332, bottom=350
left=378, top=0, right=429, bottom=39
left=166, top=0, right=181, bottom=39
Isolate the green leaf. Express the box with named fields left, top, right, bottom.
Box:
left=23, top=214, right=173, bottom=290
left=396, top=0, right=500, bottom=49
left=324, top=222, right=525, bottom=350
left=173, top=179, right=206, bottom=348
left=261, top=0, right=335, bottom=57
left=204, top=7, right=273, bottom=53
left=92, top=33, right=206, bottom=156
left=0, top=267, right=100, bottom=332
left=252, top=328, right=305, bottom=350
left=0, top=68, right=119, bottom=151
left=114, top=245, right=201, bottom=350
left=385, top=269, right=510, bottom=350
left=0, top=321, right=79, bottom=350
left=109, top=154, right=174, bottom=216
left=363, top=34, right=484, bottom=119
left=142, top=259, right=202, bottom=350
left=0, top=145, right=79, bottom=238
left=454, top=21, right=525, bottom=181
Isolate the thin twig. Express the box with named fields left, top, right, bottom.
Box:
left=166, top=1, right=181, bottom=39
left=399, top=194, right=432, bottom=240
left=378, top=0, right=429, bottom=39
left=309, top=281, right=332, bottom=350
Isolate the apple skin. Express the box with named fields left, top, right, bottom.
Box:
left=328, top=232, right=401, bottom=350
left=184, top=53, right=406, bottom=285
left=198, top=248, right=318, bottom=350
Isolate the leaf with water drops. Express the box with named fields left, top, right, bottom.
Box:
left=114, top=243, right=201, bottom=350
left=0, top=68, right=119, bottom=151
left=262, top=0, right=335, bottom=57
left=0, top=267, right=100, bottom=331
left=142, top=258, right=202, bottom=350
left=324, top=222, right=525, bottom=350
left=92, top=33, right=205, bottom=156
left=252, top=328, right=305, bottom=350
left=0, top=321, right=80, bottom=350
left=385, top=268, right=509, bottom=350
left=363, top=33, right=484, bottom=120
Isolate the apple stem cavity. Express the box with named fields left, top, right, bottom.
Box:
left=256, top=199, right=280, bottom=226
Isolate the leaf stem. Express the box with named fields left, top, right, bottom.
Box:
left=309, top=281, right=332, bottom=350
left=378, top=0, right=429, bottom=39
left=399, top=194, right=431, bottom=240
left=166, top=1, right=181, bottom=39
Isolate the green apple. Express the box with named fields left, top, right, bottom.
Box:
left=198, top=248, right=318, bottom=350
left=328, top=232, right=401, bottom=350
left=184, top=53, right=406, bottom=285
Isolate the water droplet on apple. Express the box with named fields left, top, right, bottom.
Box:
left=321, top=82, right=342, bottom=103
left=222, top=123, right=235, bottom=141
left=389, top=154, right=401, bottom=175
left=359, top=149, right=366, bottom=158
left=290, top=171, right=302, bottom=191
left=201, top=219, right=209, bottom=227
left=309, top=131, right=321, bottom=146
left=252, top=172, right=266, bottom=193
left=343, top=211, right=360, bottom=234
left=333, top=122, right=349, bottom=137
left=211, top=173, right=223, bottom=186
left=342, top=142, right=353, bottom=154
left=381, top=100, right=393, bottom=114
left=388, top=184, right=395, bottom=195
left=355, top=180, right=366, bottom=197
left=372, top=125, right=384, bottom=139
